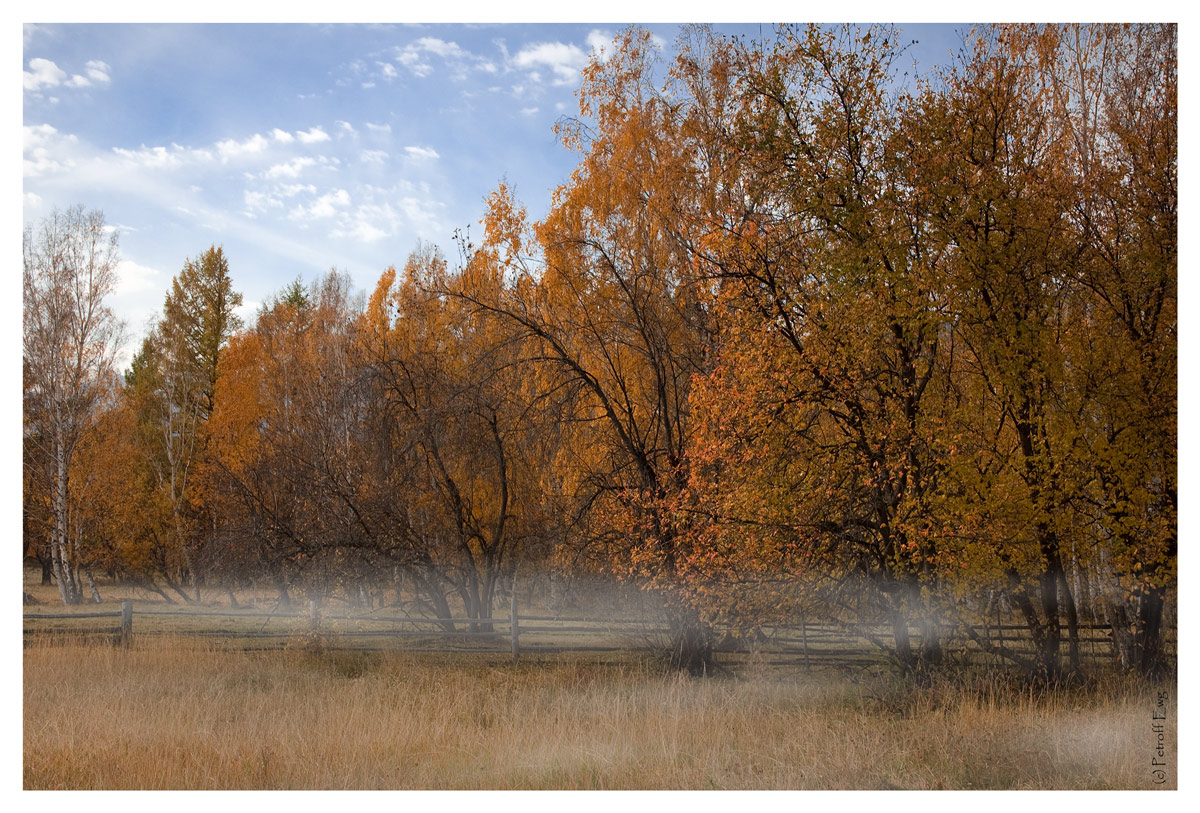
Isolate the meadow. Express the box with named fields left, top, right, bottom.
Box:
left=23, top=569, right=1176, bottom=790
left=24, top=635, right=1174, bottom=790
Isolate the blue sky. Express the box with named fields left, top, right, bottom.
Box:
left=21, top=20, right=969, bottom=360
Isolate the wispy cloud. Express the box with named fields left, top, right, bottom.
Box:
left=329, top=194, right=446, bottom=244
left=404, top=145, right=439, bottom=160
left=23, top=124, right=75, bottom=176
left=296, top=126, right=331, bottom=144
left=112, top=143, right=214, bottom=169
left=511, top=41, right=589, bottom=86
left=244, top=189, right=283, bottom=211
left=586, top=30, right=617, bottom=62
left=23, top=58, right=66, bottom=91
left=115, top=258, right=164, bottom=296
left=24, top=57, right=111, bottom=92
left=289, top=188, right=351, bottom=221
left=263, top=156, right=317, bottom=179
left=392, top=37, right=495, bottom=81
left=216, top=133, right=270, bottom=161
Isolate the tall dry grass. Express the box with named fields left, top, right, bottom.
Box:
left=23, top=638, right=1174, bottom=790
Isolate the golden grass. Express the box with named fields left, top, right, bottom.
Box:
left=23, top=638, right=1175, bottom=790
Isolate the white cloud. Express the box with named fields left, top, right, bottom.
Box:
left=330, top=201, right=399, bottom=243
left=24, top=58, right=67, bottom=91
left=337, top=120, right=356, bottom=134
left=271, top=128, right=295, bottom=143
left=216, top=133, right=269, bottom=160
left=24, top=123, right=60, bottom=147
left=289, top=188, right=351, bottom=220
left=378, top=62, right=398, bottom=80
left=278, top=183, right=317, bottom=197
left=393, top=36, right=492, bottom=81
left=296, top=126, right=331, bottom=144
left=64, top=60, right=112, bottom=88
left=413, top=37, right=468, bottom=59
left=521, top=107, right=539, bottom=116
left=23, top=124, right=75, bottom=176
left=115, top=259, right=164, bottom=296
left=234, top=300, right=259, bottom=325
left=112, top=145, right=180, bottom=169
left=404, top=145, right=439, bottom=160
left=396, top=49, right=433, bottom=78
left=512, top=41, right=589, bottom=85
left=263, top=157, right=317, bottom=179
left=361, top=150, right=388, bottom=164
left=25, top=57, right=111, bottom=91
left=244, top=189, right=283, bottom=211
left=24, top=192, right=42, bottom=209
left=112, top=142, right=213, bottom=170
left=350, top=221, right=388, bottom=242
left=365, top=122, right=391, bottom=134
left=586, top=30, right=615, bottom=61
left=85, top=60, right=112, bottom=83
left=397, top=196, right=446, bottom=237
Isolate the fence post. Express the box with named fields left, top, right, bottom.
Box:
left=309, top=598, right=321, bottom=632
left=800, top=609, right=810, bottom=672
left=510, top=590, right=520, bottom=663
left=120, top=601, right=133, bottom=647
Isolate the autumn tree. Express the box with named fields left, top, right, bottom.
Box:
left=1045, top=24, right=1176, bottom=675
left=66, top=393, right=184, bottom=603
left=353, top=246, right=558, bottom=627
left=204, top=272, right=358, bottom=606
left=449, top=28, right=750, bottom=672
left=124, top=246, right=242, bottom=600
left=23, top=206, right=124, bottom=605
left=664, top=24, right=965, bottom=674
left=895, top=24, right=1175, bottom=677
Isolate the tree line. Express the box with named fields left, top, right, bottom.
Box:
left=23, top=24, right=1175, bottom=678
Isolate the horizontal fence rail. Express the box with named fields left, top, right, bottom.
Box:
left=24, top=601, right=133, bottom=647
left=22, top=596, right=1134, bottom=669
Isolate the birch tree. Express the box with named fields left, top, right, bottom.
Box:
left=23, top=206, right=123, bottom=605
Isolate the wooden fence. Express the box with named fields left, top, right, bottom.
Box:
left=23, top=601, right=133, bottom=647
left=23, top=596, right=1124, bottom=668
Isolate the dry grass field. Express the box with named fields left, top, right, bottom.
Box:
left=23, top=635, right=1175, bottom=790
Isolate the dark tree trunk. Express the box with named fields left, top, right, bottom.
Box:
left=890, top=605, right=915, bottom=675
left=918, top=610, right=943, bottom=670
left=410, top=569, right=457, bottom=633
left=274, top=572, right=291, bottom=610
left=1136, top=585, right=1168, bottom=676
left=666, top=605, right=714, bottom=676
left=1059, top=571, right=1080, bottom=673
